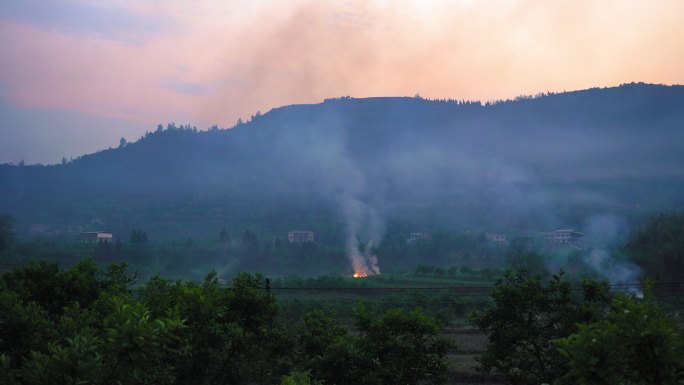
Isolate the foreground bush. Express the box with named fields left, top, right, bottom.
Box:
left=471, top=270, right=611, bottom=385
left=555, top=286, right=684, bottom=385
left=0, top=260, right=451, bottom=385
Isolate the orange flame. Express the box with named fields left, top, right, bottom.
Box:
left=352, top=272, right=368, bottom=278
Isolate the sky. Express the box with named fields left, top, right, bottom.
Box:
left=1, top=0, right=683, bottom=164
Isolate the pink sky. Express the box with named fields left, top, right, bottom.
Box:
left=1, top=0, right=683, bottom=163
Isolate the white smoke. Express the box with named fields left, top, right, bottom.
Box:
left=341, top=193, right=383, bottom=275
left=585, top=248, right=641, bottom=285
left=583, top=214, right=642, bottom=292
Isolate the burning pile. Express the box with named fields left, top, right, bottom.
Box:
left=348, top=237, right=380, bottom=278
left=339, top=184, right=383, bottom=279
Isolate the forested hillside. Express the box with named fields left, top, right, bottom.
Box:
left=1, top=83, right=684, bottom=241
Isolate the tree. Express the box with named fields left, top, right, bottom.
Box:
left=119, top=137, right=127, bottom=148
left=626, top=212, right=684, bottom=283
left=280, top=371, right=321, bottom=385
left=10, top=297, right=184, bottom=385
left=0, top=260, right=141, bottom=382
left=0, top=213, right=15, bottom=253
left=241, top=230, right=260, bottom=258
left=130, top=230, right=148, bottom=244
left=219, top=228, right=230, bottom=244
left=295, top=310, right=348, bottom=375
left=471, top=270, right=611, bottom=385
left=138, top=272, right=289, bottom=385
left=505, top=246, right=547, bottom=276
left=99, top=297, right=184, bottom=384
left=555, top=286, right=684, bottom=385
left=415, top=264, right=435, bottom=276
left=354, top=305, right=451, bottom=385
left=295, top=306, right=450, bottom=385
left=130, top=230, right=139, bottom=244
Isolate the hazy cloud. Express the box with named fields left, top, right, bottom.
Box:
left=162, top=79, right=212, bottom=95
left=1, top=0, right=683, bottom=163
left=0, top=98, right=147, bottom=165
left=0, top=0, right=168, bottom=43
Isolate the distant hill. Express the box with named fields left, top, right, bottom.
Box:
left=2, top=83, right=684, bottom=241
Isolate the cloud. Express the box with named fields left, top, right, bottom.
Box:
left=0, top=0, right=683, bottom=163
left=162, top=79, right=211, bottom=95
left=0, top=20, right=196, bottom=123
left=175, top=65, right=193, bottom=74
left=0, top=98, right=147, bottom=165
left=0, top=0, right=168, bottom=44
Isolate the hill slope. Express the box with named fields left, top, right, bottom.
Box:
left=2, top=83, right=684, bottom=240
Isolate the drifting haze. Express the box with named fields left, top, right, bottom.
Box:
left=1, top=0, right=684, bottom=164
left=1, top=85, right=684, bottom=276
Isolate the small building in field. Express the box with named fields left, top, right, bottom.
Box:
left=29, top=224, right=50, bottom=235
left=485, top=233, right=508, bottom=246
left=540, top=229, right=584, bottom=246
left=288, top=231, right=314, bottom=244
left=80, top=231, right=114, bottom=243
left=406, top=232, right=431, bottom=244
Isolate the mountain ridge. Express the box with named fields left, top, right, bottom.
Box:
left=1, top=82, right=684, bottom=239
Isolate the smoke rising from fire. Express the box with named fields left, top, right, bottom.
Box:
left=285, top=114, right=388, bottom=276
left=341, top=194, right=383, bottom=276
left=582, top=214, right=642, bottom=288
left=260, top=87, right=684, bottom=277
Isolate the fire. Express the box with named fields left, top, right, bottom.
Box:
left=352, top=272, right=368, bottom=278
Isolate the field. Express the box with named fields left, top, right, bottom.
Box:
left=270, top=273, right=684, bottom=385
left=271, top=273, right=504, bottom=384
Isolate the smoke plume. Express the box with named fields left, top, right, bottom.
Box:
left=340, top=193, right=383, bottom=276
left=583, top=214, right=642, bottom=289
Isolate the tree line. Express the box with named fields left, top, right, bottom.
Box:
left=1, top=212, right=684, bottom=384
left=1, top=259, right=681, bottom=385
left=0, top=260, right=450, bottom=385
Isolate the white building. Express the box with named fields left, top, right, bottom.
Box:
left=541, top=229, right=584, bottom=245
left=406, top=232, right=430, bottom=244
left=288, top=231, right=314, bottom=243
left=485, top=233, right=508, bottom=246
left=80, top=231, right=114, bottom=243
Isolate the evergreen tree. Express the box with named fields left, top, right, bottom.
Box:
left=130, top=230, right=139, bottom=244
left=219, top=228, right=230, bottom=244
left=0, top=214, right=15, bottom=253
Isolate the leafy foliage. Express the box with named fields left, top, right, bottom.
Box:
left=555, top=285, right=684, bottom=385
left=1, top=260, right=454, bottom=385
left=280, top=370, right=322, bottom=385
left=626, top=212, right=684, bottom=283
left=293, top=306, right=452, bottom=385
left=0, top=213, right=15, bottom=253
left=471, top=270, right=611, bottom=385
left=354, top=305, right=452, bottom=385
left=138, top=272, right=290, bottom=385
left=2, top=253, right=681, bottom=385
left=505, top=246, right=547, bottom=276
